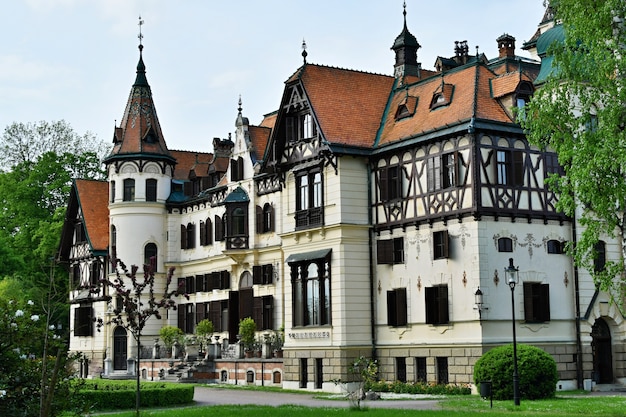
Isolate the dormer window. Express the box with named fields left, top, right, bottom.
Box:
left=394, top=95, right=418, bottom=120
left=515, top=81, right=534, bottom=121
left=286, top=112, right=318, bottom=142
left=430, top=83, right=454, bottom=110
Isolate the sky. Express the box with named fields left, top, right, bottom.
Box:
left=0, top=0, right=548, bottom=153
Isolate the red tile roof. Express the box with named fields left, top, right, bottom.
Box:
left=170, top=150, right=213, bottom=180
left=297, top=65, right=395, bottom=148
left=249, top=125, right=271, bottom=162
left=74, top=179, right=109, bottom=252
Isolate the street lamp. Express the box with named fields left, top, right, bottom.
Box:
left=505, top=258, right=521, bottom=406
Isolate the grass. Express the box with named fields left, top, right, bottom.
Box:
left=81, top=390, right=626, bottom=417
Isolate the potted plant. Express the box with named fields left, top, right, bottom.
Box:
left=271, top=328, right=284, bottom=358
left=159, top=325, right=183, bottom=358
left=238, top=317, right=257, bottom=357
left=195, top=319, right=214, bottom=354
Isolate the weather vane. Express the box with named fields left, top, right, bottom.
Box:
left=138, top=15, right=144, bottom=46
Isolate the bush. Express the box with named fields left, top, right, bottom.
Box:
left=366, top=380, right=471, bottom=395
left=473, top=344, right=558, bottom=400
left=76, top=380, right=194, bottom=411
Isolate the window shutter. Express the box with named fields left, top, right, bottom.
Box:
left=253, top=265, right=263, bottom=285
left=195, top=275, right=205, bottom=292
left=513, top=151, right=524, bottom=186
left=177, top=305, right=185, bottom=333
left=199, top=220, right=206, bottom=246
left=238, top=157, right=244, bottom=180
left=541, top=284, right=550, bottom=321
left=438, top=285, right=449, bottom=324
left=196, top=302, right=206, bottom=324
left=387, top=290, right=397, bottom=326
left=379, top=169, right=389, bottom=201
left=425, top=287, right=436, bottom=324
left=396, top=288, right=408, bottom=326
left=209, top=272, right=219, bottom=291
left=221, top=270, right=231, bottom=290
left=256, top=206, right=263, bottom=234
left=253, top=296, right=263, bottom=328
left=239, top=288, right=254, bottom=321
left=209, top=301, right=221, bottom=332
left=180, top=225, right=187, bottom=249
left=442, top=231, right=449, bottom=258
left=230, top=159, right=237, bottom=181
left=523, top=282, right=534, bottom=321
left=215, top=215, right=223, bottom=241
left=177, top=277, right=186, bottom=294
left=377, top=240, right=393, bottom=264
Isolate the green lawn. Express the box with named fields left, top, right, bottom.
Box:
left=85, top=391, right=626, bottom=417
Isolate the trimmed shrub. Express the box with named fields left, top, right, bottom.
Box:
left=75, top=380, right=194, bottom=411
left=366, top=380, right=471, bottom=395
left=473, top=344, right=558, bottom=400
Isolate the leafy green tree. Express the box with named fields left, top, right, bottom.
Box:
left=522, top=0, right=626, bottom=293
left=0, top=120, right=108, bottom=171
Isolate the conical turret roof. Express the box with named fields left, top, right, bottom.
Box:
left=104, top=44, right=174, bottom=165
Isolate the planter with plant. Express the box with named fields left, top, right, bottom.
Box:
left=238, top=317, right=257, bottom=356
left=159, top=325, right=184, bottom=358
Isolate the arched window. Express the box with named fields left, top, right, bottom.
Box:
left=145, top=179, right=157, bottom=202
left=547, top=240, right=563, bottom=254
left=144, top=243, right=157, bottom=270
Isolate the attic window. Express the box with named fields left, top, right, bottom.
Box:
left=143, top=128, right=157, bottom=143
left=430, top=83, right=454, bottom=110
left=394, top=95, right=418, bottom=121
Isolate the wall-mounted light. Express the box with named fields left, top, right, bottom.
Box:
left=474, top=287, right=488, bottom=319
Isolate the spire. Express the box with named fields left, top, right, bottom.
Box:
left=301, top=39, right=308, bottom=64
left=391, top=1, right=421, bottom=80
left=104, top=17, right=174, bottom=165
left=134, top=16, right=148, bottom=87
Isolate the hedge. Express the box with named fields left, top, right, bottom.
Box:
left=75, top=380, right=194, bottom=411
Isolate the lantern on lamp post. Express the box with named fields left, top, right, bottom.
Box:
left=505, top=258, right=521, bottom=406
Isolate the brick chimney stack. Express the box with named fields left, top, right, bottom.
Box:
left=497, top=33, right=516, bottom=59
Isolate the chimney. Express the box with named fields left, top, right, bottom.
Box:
left=453, top=40, right=469, bottom=65
left=497, top=33, right=516, bottom=59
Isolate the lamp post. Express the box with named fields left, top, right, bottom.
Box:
left=505, top=258, right=521, bottom=406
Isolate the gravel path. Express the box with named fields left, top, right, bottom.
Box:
left=193, top=386, right=443, bottom=410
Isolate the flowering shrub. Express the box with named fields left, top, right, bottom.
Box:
left=0, top=298, right=80, bottom=416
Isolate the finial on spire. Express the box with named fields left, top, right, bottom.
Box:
left=138, top=15, right=144, bottom=51
left=302, top=39, right=308, bottom=64
left=476, top=45, right=480, bottom=57
left=238, top=95, right=243, bottom=113
left=403, top=1, right=407, bottom=26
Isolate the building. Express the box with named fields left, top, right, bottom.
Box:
left=57, top=4, right=623, bottom=391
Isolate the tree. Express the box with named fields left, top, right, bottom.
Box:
left=522, top=0, right=626, bottom=294
left=94, top=256, right=185, bottom=417
left=0, top=120, right=108, bottom=171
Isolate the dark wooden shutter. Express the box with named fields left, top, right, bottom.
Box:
left=199, top=220, right=206, bottom=246
left=195, top=275, right=205, bottom=292
left=196, top=302, right=206, bottom=324
left=178, top=305, right=186, bottom=332
left=387, top=290, right=397, bottom=326
left=437, top=285, right=449, bottom=324
left=377, top=239, right=393, bottom=264
left=220, top=270, right=230, bottom=290
left=523, top=282, right=534, bottom=321
left=215, top=215, right=223, bottom=241
left=396, top=288, right=408, bottom=326
left=253, top=296, right=263, bottom=328
left=540, top=284, right=550, bottom=321
left=209, top=300, right=221, bottom=332
left=239, top=288, right=252, bottom=320
left=237, top=157, right=244, bottom=180
left=269, top=205, right=275, bottom=232
left=256, top=205, right=263, bottom=234
left=180, top=225, right=187, bottom=249
left=379, top=168, right=389, bottom=201
left=253, top=265, right=263, bottom=285
left=513, top=151, right=524, bottom=186
left=425, top=287, right=436, bottom=324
